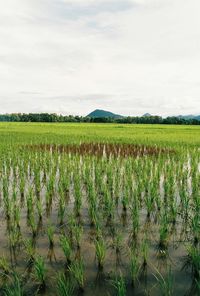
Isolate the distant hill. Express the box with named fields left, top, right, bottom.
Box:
left=87, top=110, right=200, bottom=121
left=178, top=115, right=200, bottom=121
left=87, top=109, right=123, bottom=119
left=143, top=113, right=152, bottom=117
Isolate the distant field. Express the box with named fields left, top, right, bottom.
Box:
left=0, top=122, right=200, bottom=295
left=0, top=122, right=200, bottom=148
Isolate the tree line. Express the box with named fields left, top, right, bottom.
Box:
left=0, top=113, right=199, bottom=125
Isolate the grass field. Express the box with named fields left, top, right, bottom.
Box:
left=0, top=123, right=200, bottom=295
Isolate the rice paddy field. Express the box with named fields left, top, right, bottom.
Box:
left=0, top=122, right=200, bottom=296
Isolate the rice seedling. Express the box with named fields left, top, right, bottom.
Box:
left=169, top=198, right=178, bottom=225
left=19, top=172, right=25, bottom=199
left=104, top=190, right=114, bottom=226
left=191, top=213, right=200, bottom=245
left=95, top=237, right=106, bottom=270
left=56, top=272, right=74, bottom=296
left=47, top=224, right=55, bottom=248
left=33, top=255, right=46, bottom=290
left=58, top=191, right=66, bottom=225
left=59, top=172, right=70, bottom=195
left=145, top=190, right=155, bottom=219
left=13, top=205, right=21, bottom=230
left=72, top=223, right=83, bottom=250
left=3, top=186, right=11, bottom=221
left=183, top=245, right=200, bottom=280
left=154, top=266, right=174, bottom=296
left=130, top=249, right=141, bottom=287
left=34, top=167, right=41, bottom=197
left=112, top=273, right=126, bottom=296
left=88, top=204, right=98, bottom=227
left=158, top=214, right=169, bottom=256
left=36, top=198, right=43, bottom=222
left=29, top=214, right=37, bottom=238
left=141, top=237, right=149, bottom=267
left=26, top=189, right=34, bottom=220
left=0, top=256, right=10, bottom=276
left=3, top=272, right=23, bottom=296
left=112, top=232, right=123, bottom=255
left=68, top=258, right=84, bottom=291
left=8, top=226, right=21, bottom=251
left=122, top=187, right=129, bottom=212
left=73, top=174, right=82, bottom=217
left=129, top=201, right=140, bottom=244
left=24, top=238, right=36, bottom=266
left=60, top=235, right=72, bottom=266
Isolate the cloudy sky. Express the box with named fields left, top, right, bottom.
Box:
left=0, top=0, right=200, bottom=116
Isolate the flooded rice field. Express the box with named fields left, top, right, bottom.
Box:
left=0, top=142, right=200, bottom=295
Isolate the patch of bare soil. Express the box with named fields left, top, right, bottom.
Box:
left=26, top=143, right=175, bottom=158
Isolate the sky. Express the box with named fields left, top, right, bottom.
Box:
left=0, top=0, right=200, bottom=116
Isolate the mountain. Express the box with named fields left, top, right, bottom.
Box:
left=143, top=113, right=152, bottom=117
left=87, top=109, right=123, bottom=119
left=87, top=110, right=200, bottom=121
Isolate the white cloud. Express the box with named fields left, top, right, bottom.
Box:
left=0, top=0, right=200, bottom=116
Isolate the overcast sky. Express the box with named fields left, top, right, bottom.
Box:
left=0, top=0, right=200, bottom=116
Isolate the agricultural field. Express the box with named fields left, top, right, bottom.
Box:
left=0, top=122, right=200, bottom=295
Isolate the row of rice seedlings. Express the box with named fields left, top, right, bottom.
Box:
left=1, top=149, right=194, bottom=218
left=0, top=156, right=194, bottom=228
left=0, top=142, right=199, bottom=294
left=0, top=251, right=176, bottom=296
